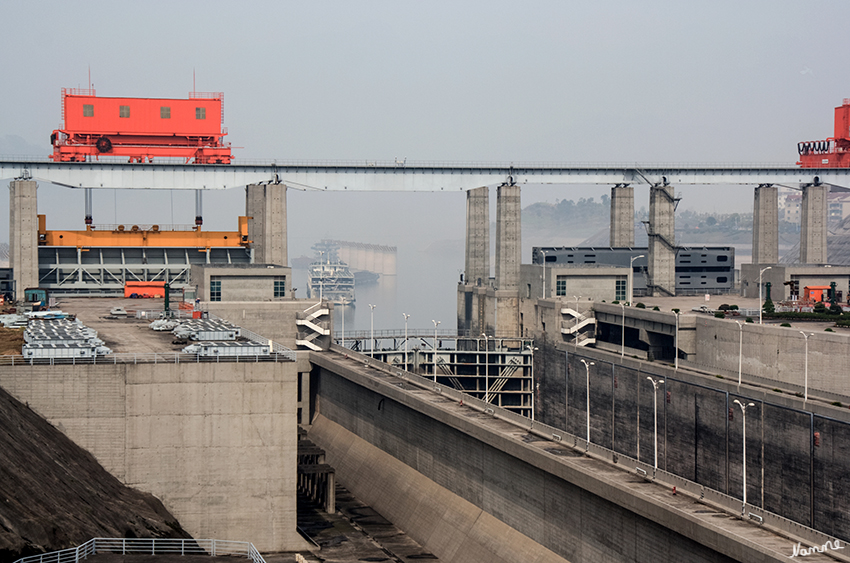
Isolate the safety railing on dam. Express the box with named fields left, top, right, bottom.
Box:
left=13, top=538, right=267, bottom=563
left=0, top=351, right=296, bottom=366
left=326, top=342, right=850, bottom=556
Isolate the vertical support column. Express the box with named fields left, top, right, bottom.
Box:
left=610, top=185, right=634, bottom=247
left=495, top=184, right=521, bottom=336
left=647, top=184, right=676, bottom=297
left=800, top=184, right=828, bottom=264
left=9, top=180, right=38, bottom=300
left=246, top=183, right=287, bottom=267
left=495, top=184, right=521, bottom=291
left=464, top=186, right=490, bottom=286
left=752, top=185, right=778, bottom=264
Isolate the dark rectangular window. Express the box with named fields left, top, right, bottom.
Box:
left=615, top=279, right=626, bottom=301
left=556, top=276, right=567, bottom=296
left=717, top=276, right=728, bottom=283
left=274, top=276, right=286, bottom=298
left=717, top=255, right=728, bottom=262
left=83, top=104, right=94, bottom=117
left=196, top=107, right=206, bottom=119
left=210, top=277, right=221, bottom=302
left=119, top=105, right=130, bottom=118
left=161, top=106, right=171, bottom=118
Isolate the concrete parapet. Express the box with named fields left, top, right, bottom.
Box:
left=752, top=185, right=779, bottom=264
left=800, top=184, right=828, bottom=264
left=495, top=185, right=521, bottom=291
left=464, top=187, right=489, bottom=286
left=610, top=185, right=634, bottom=247
left=9, top=180, right=38, bottom=300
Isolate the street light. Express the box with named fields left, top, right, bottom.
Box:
left=646, top=377, right=664, bottom=477
left=759, top=266, right=772, bottom=324
left=432, top=319, right=441, bottom=382
left=800, top=331, right=810, bottom=402
left=629, top=254, right=645, bottom=305
left=620, top=303, right=626, bottom=358
left=581, top=359, right=595, bottom=450
left=481, top=333, right=489, bottom=403
left=736, top=320, right=743, bottom=387
left=402, top=313, right=411, bottom=370
left=540, top=249, right=547, bottom=299
left=369, top=303, right=376, bottom=358
left=339, top=297, right=349, bottom=348
left=733, top=399, right=756, bottom=516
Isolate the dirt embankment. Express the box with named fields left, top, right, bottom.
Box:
left=0, top=385, right=190, bottom=562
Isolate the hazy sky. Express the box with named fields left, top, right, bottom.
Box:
left=2, top=1, right=850, bottom=237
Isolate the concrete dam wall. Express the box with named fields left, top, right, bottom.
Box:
left=306, top=351, right=791, bottom=563
left=535, top=343, right=850, bottom=542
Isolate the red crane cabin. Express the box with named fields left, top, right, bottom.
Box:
left=797, top=99, right=850, bottom=168
left=50, top=88, right=232, bottom=163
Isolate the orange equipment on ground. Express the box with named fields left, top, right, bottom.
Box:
left=797, top=99, right=850, bottom=167
left=124, top=281, right=166, bottom=298
left=50, top=88, right=232, bottom=164
left=803, top=286, right=831, bottom=302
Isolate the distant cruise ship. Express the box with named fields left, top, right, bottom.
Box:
left=307, top=259, right=355, bottom=304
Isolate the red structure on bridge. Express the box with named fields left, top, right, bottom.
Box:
left=50, top=88, right=232, bottom=164
left=797, top=99, right=850, bottom=168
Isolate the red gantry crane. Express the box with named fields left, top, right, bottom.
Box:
left=797, top=99, right=850, bottom=168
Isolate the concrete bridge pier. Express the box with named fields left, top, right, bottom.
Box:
left=610, top=184, right=634, bottom=247
left=752, top=184, right=779, bottom=265
left=495, top=184, right=521, bottom=336
left=800, top=184, right=829, bottom=264
left=9, top=179, right=38, bottom=300
left=647, top=184, right=677, bottom=296
left=246, top=183, right=287, bottom=267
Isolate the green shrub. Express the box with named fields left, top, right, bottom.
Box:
left=829, top=303, right=843, bottom=315
left=832, top=401, right=844, bottom=408
left=714, top=312, right=725, bottom=318
left=636, top=303, right=646, bottom=309
left=825, top=328, right=835, bottom=332
left=780, top=322, right=791, bottom=327
left=730, top=304, right=739, bottom=310
left=612, top=300, right=619, bottom=304
left=718, top=304, right=730, bottom=311
left=763, top=299, right=775, bottom=314
left=814, top=302, right=827, bottom=313
left=652, top=306, right=660, bottom=311
left=773, top=388, right=783, bottom=393
left=745, top=317, right=753, bottom=323
left=715, top=374, right=724, bottom=379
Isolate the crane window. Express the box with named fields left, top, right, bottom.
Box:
left=119, top=105, right=130, bottom=118
left=196, top=107, right=206, bottom=119
left=161, top=106, right=171, bottom=119
left=83, top=104, right=94, bottom=117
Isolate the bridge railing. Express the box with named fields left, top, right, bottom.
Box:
left=13, top=538, right=267, bottom=563
left=0, top=351, right=295, bottom=366
left=326, top=342, right=848, bottom=552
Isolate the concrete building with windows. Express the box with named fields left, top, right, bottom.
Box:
left=191, top=264, right=291, bottom=302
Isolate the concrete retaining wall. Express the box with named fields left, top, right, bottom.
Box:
left=311, top=356, right=747, bottom=563
left=535, top=343, right=850, bottom=541
left=0, top=361, right=303, bottom=552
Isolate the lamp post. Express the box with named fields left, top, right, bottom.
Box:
left=541, top=250, right=547, bottom=299
left=339, top=297, right=349, bottom=348
left=733, top=399, right=756, bottom=516
left=646, top=377, right=664, bottom=477
left=736, top=320, right=743, bottom=387
left=481, top=333, right=489, bottom=403
left=402, top=313, right=410, bottom=370
left=800, top=331, right=810, bottom=402
left=759, top=266, right=772, bottom=324
left=581, top=359, right=595, bottom=450
left=432, top=319, right=441, bottom=382
left=629, top=254, right=645, bottom=305
left=368, top=303, right=376, bottom=358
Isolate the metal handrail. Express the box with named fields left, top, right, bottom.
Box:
left=13, top=537, right=267, bottom=563
left=0, top=351, right=295, bottom=366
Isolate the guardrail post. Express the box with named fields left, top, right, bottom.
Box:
left=75, top=545, right=79, bottom=563
left=212, top=540, right=216, bottom=557
left=123, top=539, right=125, bottom=555
left=152, top=538, right=155, bottom=555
